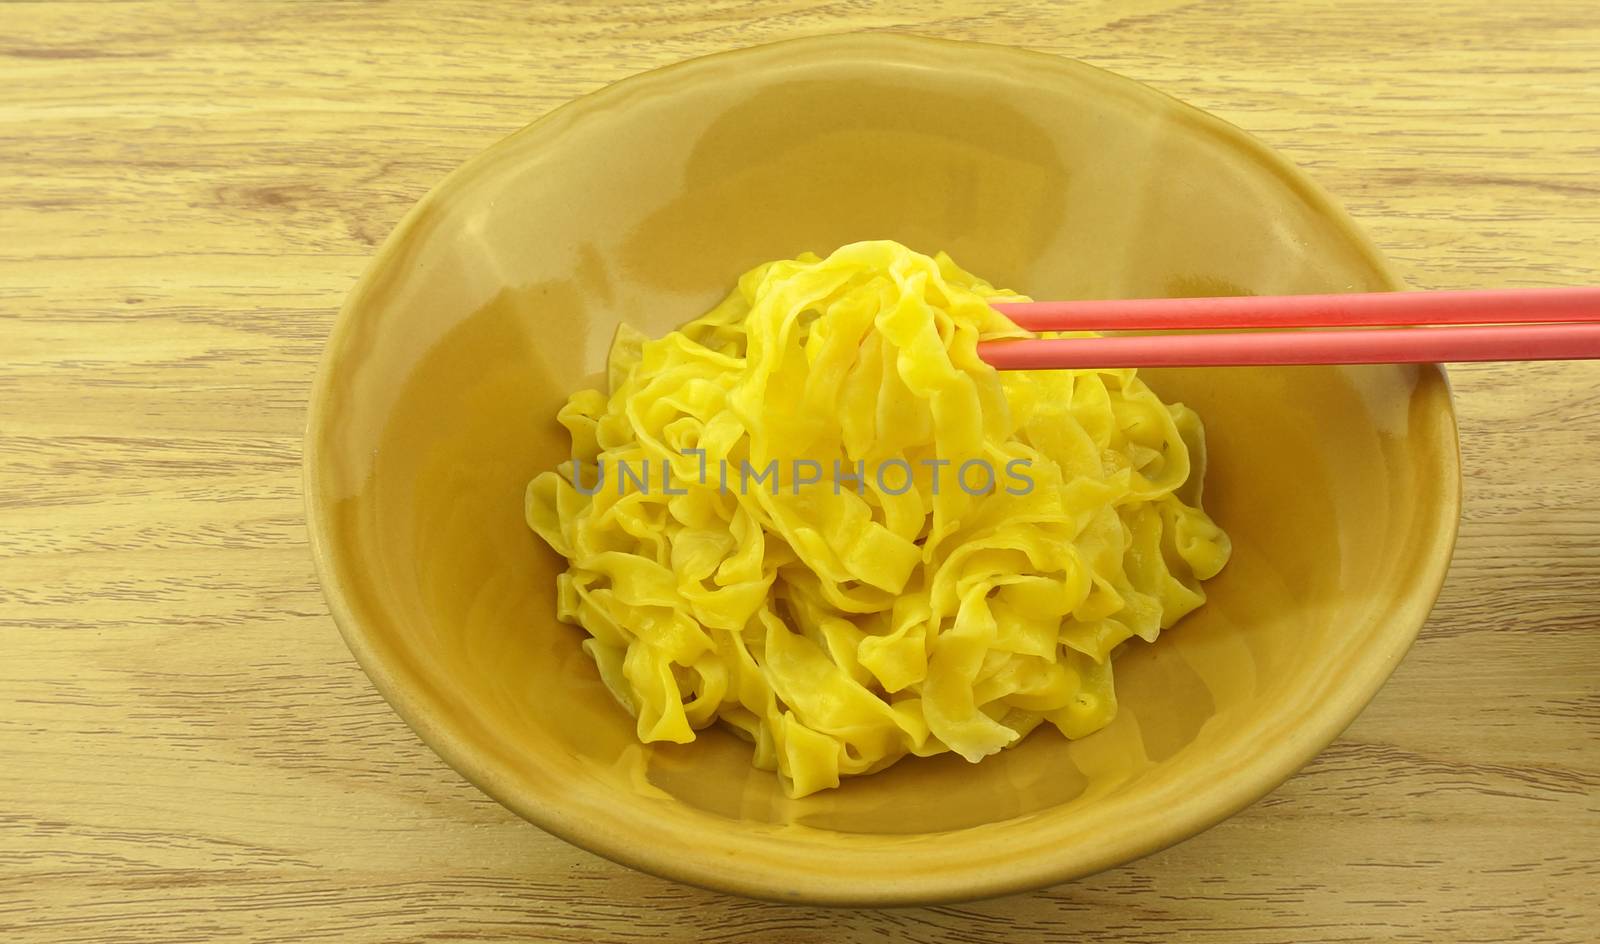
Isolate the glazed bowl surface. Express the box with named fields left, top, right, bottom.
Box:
left=305, top=33, right=1461, bottom=905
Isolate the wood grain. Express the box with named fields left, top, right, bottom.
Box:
left=2, top=1, right=1597, bottom=941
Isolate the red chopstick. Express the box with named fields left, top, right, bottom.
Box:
left=979, top=323, right=1600, bottom=369
left=990, top=287, right=1600, bottom=332
left=979, top=287, right=1600, bottom=369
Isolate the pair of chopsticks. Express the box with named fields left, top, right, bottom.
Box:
left=977, top=287, right=1600, bottom=369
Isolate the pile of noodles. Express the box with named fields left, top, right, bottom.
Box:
left=527, top=241, right=1230, bottom=797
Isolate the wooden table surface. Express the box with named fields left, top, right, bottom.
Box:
left=3, top=2, right=1597, bottom=941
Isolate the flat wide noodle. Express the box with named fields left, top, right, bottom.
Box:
left=527, top=241, right=1230, bottom=797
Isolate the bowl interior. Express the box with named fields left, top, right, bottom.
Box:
left=308, top=35, right=1459, bottom=903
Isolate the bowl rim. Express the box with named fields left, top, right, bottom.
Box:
left=305, top=31, right=1463, bottom=905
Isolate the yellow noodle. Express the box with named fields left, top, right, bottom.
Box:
left=526, top=241, right=1230, bottom=797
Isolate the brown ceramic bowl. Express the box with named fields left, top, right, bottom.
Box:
left=305, top=34, right=1461, bottom=905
